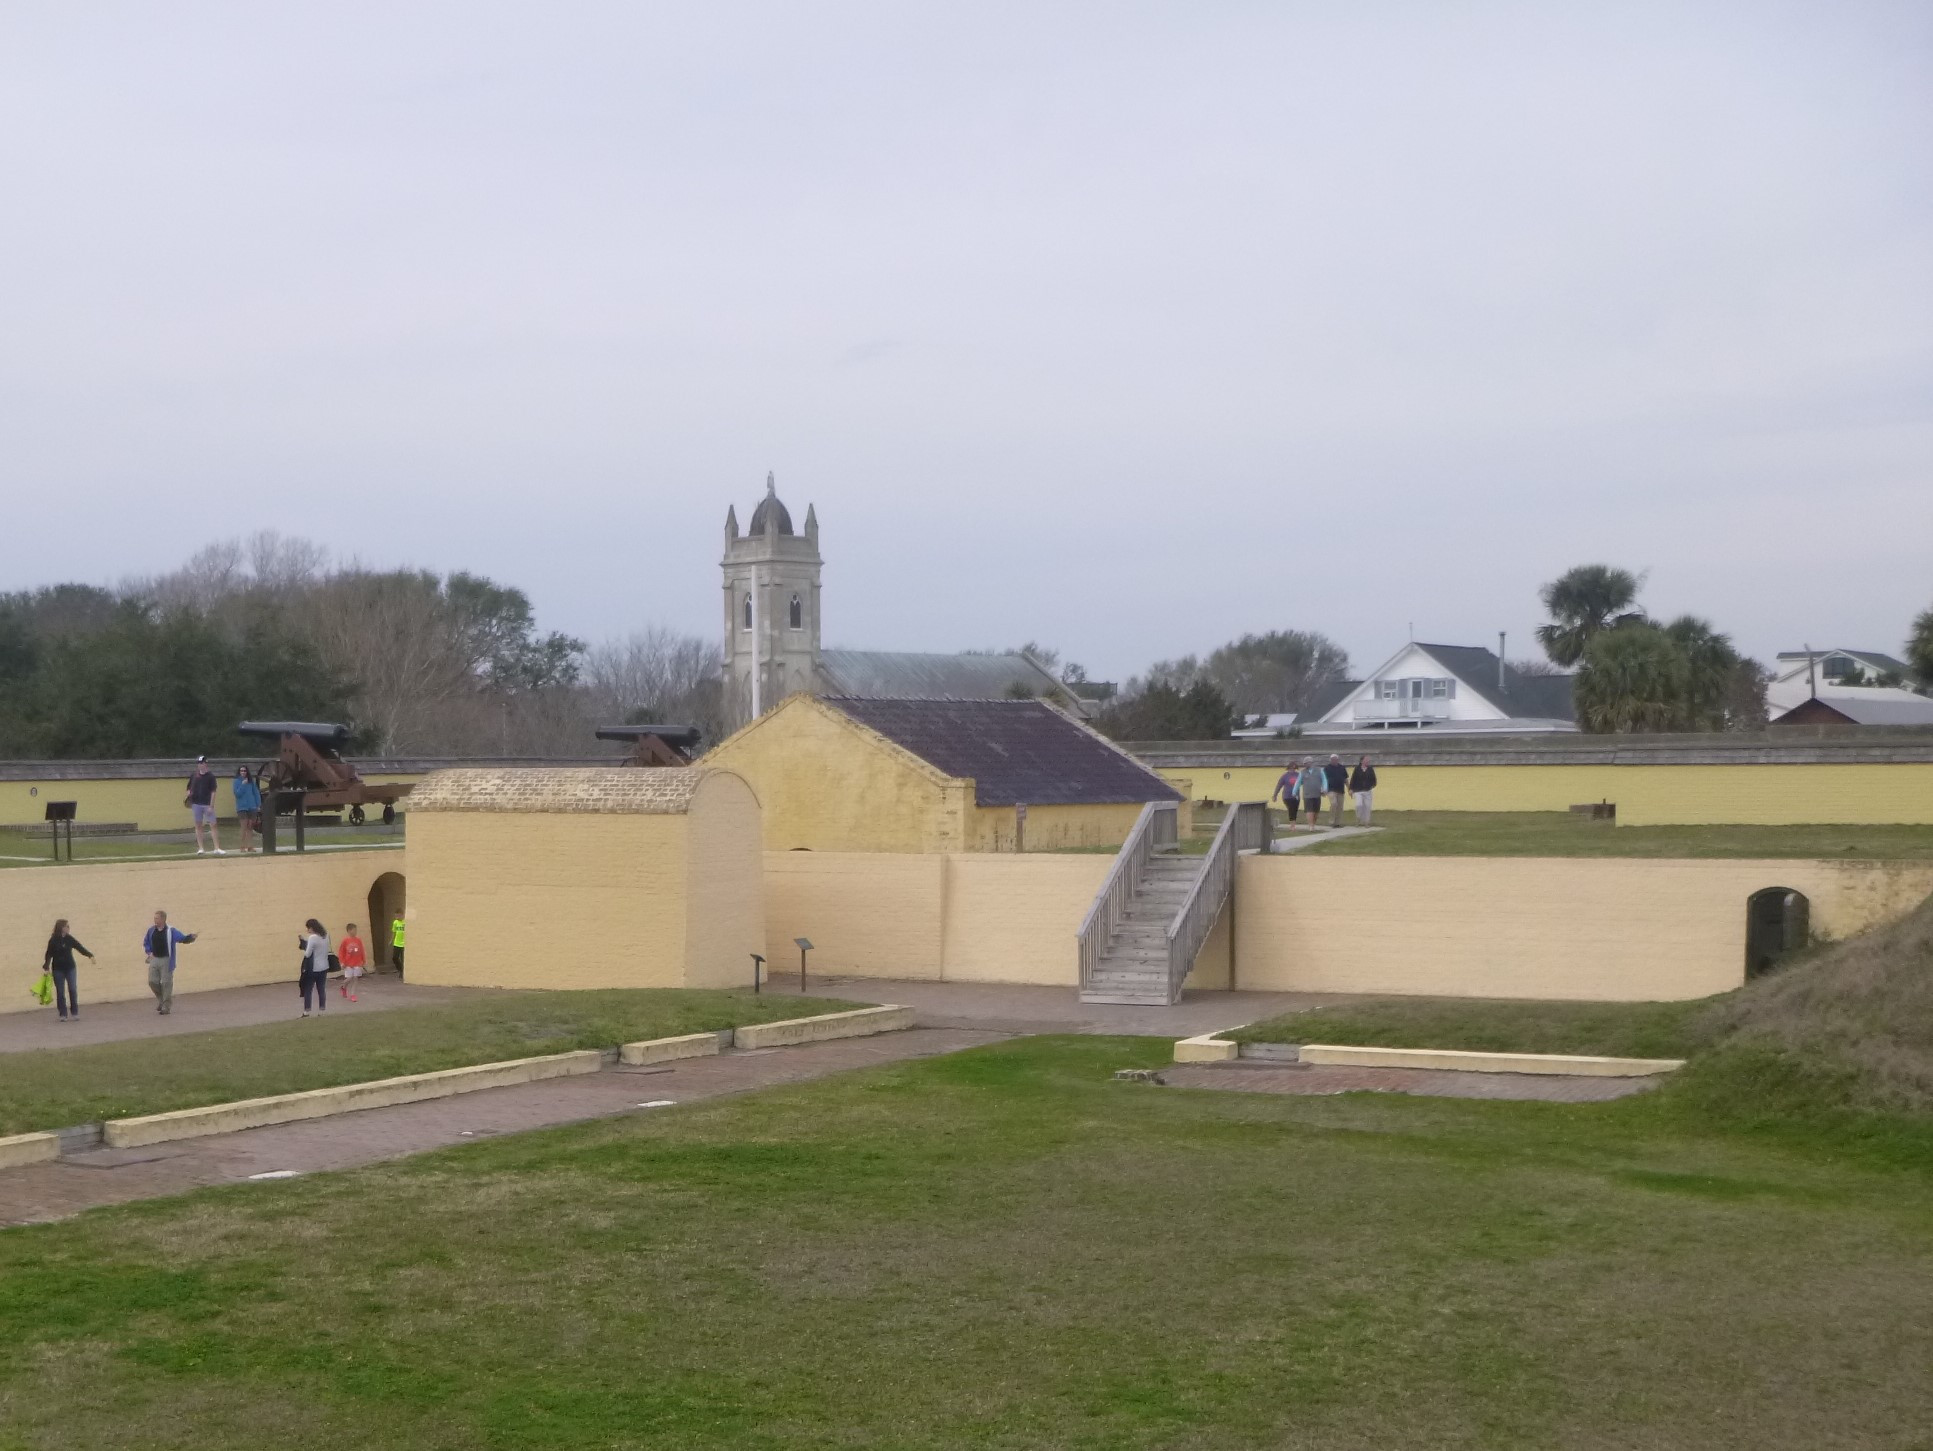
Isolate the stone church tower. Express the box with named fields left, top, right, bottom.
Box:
left=722, top=473, right=821, bottom=719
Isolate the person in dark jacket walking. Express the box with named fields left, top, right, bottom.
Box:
left=42, top=919, right=94, bottom=1022
left=1270, top=765, right=1302, bottom=826
left=1323, top=755, right=1349, bottom=827
left=1349, top=756, right=1379, bottom=826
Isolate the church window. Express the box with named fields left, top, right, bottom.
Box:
left=788, top=593, right=803, bottom=629
left=741, top=593, right=752, bottom=630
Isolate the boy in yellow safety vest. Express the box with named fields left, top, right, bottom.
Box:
left=390, top=917, right=405, bottom=980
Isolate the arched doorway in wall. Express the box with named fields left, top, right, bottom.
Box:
left=368, top=871, right=406, bottom=972
left=1745, top=887, right=1809, bottom=979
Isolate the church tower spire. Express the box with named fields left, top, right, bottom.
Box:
left=722, top=472, right=821, bottom=723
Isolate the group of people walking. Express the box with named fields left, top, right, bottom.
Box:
left=1270, top=754, right=1378, bottom=828
left=36, top=913, right=405, bottom=1023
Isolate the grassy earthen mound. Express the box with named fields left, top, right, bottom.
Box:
left=1700, top=890, right=1933, bottom=1113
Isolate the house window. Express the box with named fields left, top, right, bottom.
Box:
left=1429, top=678, right=1454, bottom=699
left=788, top=593, right=803, bottom=629
left=741, top=594, right=752, bottom=630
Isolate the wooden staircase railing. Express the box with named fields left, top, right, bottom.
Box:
left=1076, top=801, right=1179, bottom=994
left=1163, top=801, right=1270, bottom=1003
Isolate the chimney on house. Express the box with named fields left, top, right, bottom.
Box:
left=1498, top=632, right=1507, bottom=693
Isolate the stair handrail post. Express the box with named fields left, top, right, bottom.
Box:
left=1076, top=801, right=1171, bottom=992
left=1164, top=801, right=1265, bottom=1004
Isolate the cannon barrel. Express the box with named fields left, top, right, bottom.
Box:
left=596, top=724, right=702, bottom=749
left=237, top=721, right=352, bottom=749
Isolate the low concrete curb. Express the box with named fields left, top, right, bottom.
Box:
left=0, top=1132, right=60, bottom=1170
left=1174, top=1031, right=1241, bottom=1064
left=102, top=1050, right=605, bottom=1149
left=732, top=1005, right=913, bottom=1050
left=1298, top=1044, right=1686, bottom=1078
left=619, top=1030, right=726, bottom=1066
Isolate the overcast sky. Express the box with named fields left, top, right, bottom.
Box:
left=2, top=2, right=1928, bottom=682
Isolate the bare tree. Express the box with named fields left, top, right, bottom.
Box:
left=583, top=628, right=726, bottom=746
left=305, top=571, right=475, bottom=755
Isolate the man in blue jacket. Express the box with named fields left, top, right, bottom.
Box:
left=143, top=910, right=197, bottom=1015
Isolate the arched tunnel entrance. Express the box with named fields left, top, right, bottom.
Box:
left=1745, top=887, right=1809, bottom=979
left=368, top=871, right=407, bottom=972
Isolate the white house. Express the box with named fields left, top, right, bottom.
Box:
left=1307, top=642, right=1577, bottom=736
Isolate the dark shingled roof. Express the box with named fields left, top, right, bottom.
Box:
left=822, top=697, right=1181, bottom=807
left=1407, top=645, right=1576, bottom=721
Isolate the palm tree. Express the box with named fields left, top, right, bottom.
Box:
left=1535, top=564, right=1645, bottom=667
left=1661, top=615, right=1742, bottom=730
left=1573, top=624, right=1688, bottom=734
left=1909, top=604, right=1933, bottom=690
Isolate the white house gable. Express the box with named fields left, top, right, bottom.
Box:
left=1321, top=644, right=1509, bottom=727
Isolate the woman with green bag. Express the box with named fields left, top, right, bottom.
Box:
left=42, top=918, right=94, bottom=1022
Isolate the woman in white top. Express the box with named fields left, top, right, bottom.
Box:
left=298, top=918, right=331, bottom=1017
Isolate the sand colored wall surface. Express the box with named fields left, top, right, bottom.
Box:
left=762, top=850, right=1108, bottom=984
left=407, top=813, right=693, bottom=991
left=761, top=848, right=1932, bottom=1002
left=1229, top=855, right=1933, bottom=1000
left=1158, top=762, right=1933, bottom=827
left=682, top=773, right=767, bottom=987
left=966, top=801, right=1155, bottom=853
left=704, top=698, right=971, bottom=853
left=0, top=848, right=404, bottom=1014
left=406, top=768, right=765, bottom=993
left=0, top=774, right=421, bottom=834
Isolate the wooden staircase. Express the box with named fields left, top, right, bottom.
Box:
left=1077, top=801, right=1271, bottom=1006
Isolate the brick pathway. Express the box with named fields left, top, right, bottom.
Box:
left=1163, top=1061, right=1661, bottom=1103
left=0, top=974, right=474, bottom=1054
left=0, top=1028, right=1003, bottom=1226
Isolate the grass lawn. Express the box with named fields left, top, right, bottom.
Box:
left=0, top=828, right=405, bottom=869
left=1288, top=809, right=1933, bottom=858
left=0, top=989, right=857, bottom=1135
left=1229, top=994, right=1713, bottom=1057
left=0, top=1035, right=1928, bottom=1449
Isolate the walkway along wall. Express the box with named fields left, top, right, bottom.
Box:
left=0, top=849, right=406, bottom=1014
left=1138, top=731, right=1933, bottom=827
left=763, top=851, right=1933, bottom=1002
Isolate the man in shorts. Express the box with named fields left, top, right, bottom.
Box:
left=186, top=757, right=224, bottom=855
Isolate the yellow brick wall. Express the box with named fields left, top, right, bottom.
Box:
left=704, top=697, right=969, bottom=852
left=0, top=773, right=423, bottom=835
left=1230, top=855, right=1933, bottom=1000
left=759, top=848, right=1933, bottom=1001
left=1158, top=762, right=1933, bottom=826
left=0, top=848, right=406, bottom=1015
left=408, top=813, right=693, bottom=991
left=683, top=773, right=766, bottom=989
left=968, top=801, right=1152, bottom=852
left=763, top=851, right=947, bottom=977
left=940, top=855, right=1111, bottom=984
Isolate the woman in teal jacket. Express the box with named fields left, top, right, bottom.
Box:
left=233, top=766, right=264, bottom=854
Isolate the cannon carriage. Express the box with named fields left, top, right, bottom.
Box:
left=239, top=721, right=410, bottom=848
left=595, top=723, right=703, bottom=767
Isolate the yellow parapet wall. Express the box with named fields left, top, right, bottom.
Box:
left=1230, top=855, right=1933, bottom=1000
left=0, top=848, right=407, bottom=1016
left=1159, top=762, right=1933, bottom=827
left=762, top=848, right=1933, bottom=1002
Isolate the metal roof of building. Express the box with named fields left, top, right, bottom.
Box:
left=817, top=650, right=1072, bottom=705
left=821, top=697, right=1180, bottom=807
